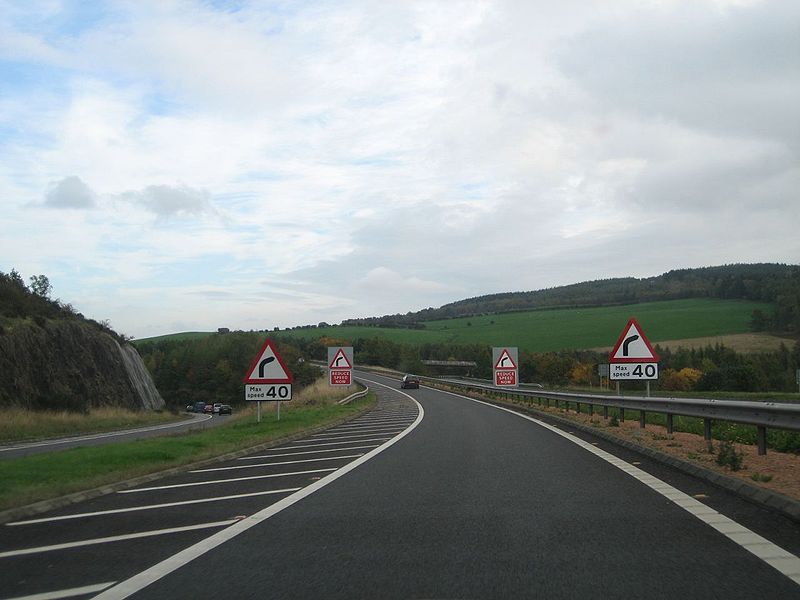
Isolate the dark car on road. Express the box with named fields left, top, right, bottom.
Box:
left=218, top=404, right=233, bottom=415
left=203, top=403, right=214, bottom=414
left=401, top=374, right=420, bottom=389
left=193, top=401, right=207, bottom=413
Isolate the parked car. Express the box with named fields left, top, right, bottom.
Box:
left=401, top=374, right=420, bottom=389
left=203, top=403, right=214, bottom=414
left=213, top=403, right=221, bottom=414
left=218, top=404, right=233, bottom=415
left=193, top=401, right=207, bottom=413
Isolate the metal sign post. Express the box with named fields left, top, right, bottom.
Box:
left=257, top=401, right=261, bottom=423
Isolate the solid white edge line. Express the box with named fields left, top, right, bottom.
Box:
left=0, top=581, right=117, bottom=600
left=433, top=385, right=800, bottom=586
left=93, top=379, right=423, bottom=600
left=0, top=521, right=237, bottom=558
left=7, top=489, right=300, bottom=526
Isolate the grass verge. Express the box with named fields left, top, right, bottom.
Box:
left=0, top=391, right=375, bottom=512
left=0, top=407, right=187, bottom=444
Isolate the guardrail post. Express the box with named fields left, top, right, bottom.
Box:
left=545, top=398, right=549, bottom=408
left=757, top=426, right=767, bottom=456
left=666, top=414, right=673, bottom=434
left=639, top=411, right=646, bottom=428
left=603, top=405, right=608, bottom=420
left=619, top=408, right=625, bottom=423
left=576, top=402, right=581, bottom=414
left=704, top=418, right=712, bottom=441
left=588, top=403, right=593, bottom=416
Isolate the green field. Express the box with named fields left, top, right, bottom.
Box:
left=284, top=299, right=773, bottom=352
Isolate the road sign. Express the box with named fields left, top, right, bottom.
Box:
left=610, top=362, right=659, bottom=380
left=328, top=346, right=354, bottom=387
left=493, top=347, right=518, bottom=387
left=244, top=339, right=294, bottom=384
left=245, top=384, right=293, bottom=400
left=328, top=347, right=353, bottom=370
left=609, top=318, right=659, bottom=363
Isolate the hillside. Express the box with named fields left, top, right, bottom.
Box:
left=340, top=264, right=800, bottom=333
left=283, top=299, right=778, bottom=353
left=0, top=270, right=164, bottom=412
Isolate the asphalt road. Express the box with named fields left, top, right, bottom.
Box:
left=1, top=372, right=799, bottom=599
left=0, top=412, right=229, bottom=459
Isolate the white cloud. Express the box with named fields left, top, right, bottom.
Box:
left=0, top=0, right=797, bottom=337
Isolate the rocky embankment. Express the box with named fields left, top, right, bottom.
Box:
left=0, top=319, right=164, bottom=411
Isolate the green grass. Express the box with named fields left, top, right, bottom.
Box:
left=284, top=299, right=772, bottom=352
left=134, top=331, right=215, bottom=344
left=0, top=394, right=375, bottom=512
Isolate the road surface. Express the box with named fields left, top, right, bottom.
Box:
left=1, top=371, right=798, bottom=599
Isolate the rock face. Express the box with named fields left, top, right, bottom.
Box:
left=0, top=320, right=165, bottom=411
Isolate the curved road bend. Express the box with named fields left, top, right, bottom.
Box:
left=0, top=412, right=225, bottom=459
left=1, top=372, right=798, bottom=599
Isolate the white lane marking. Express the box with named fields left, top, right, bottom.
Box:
left=190, top=454, right=364, bottom=473
left=0, top=581, right=117, bottom=600
left=6, top=490, right=300, bottom=526
left=0, top=521, right=237, bottom=558
left=436, top=386, right=800, bottom=587
left=307, top=426, right=406, bottom=438
left=238, top=445, right=380, bottom=460
left=0, top=416, right=212, bottom=453
left=305, top=430, right=404, bottom=442
left=284, top=437, right=391, bottom=450
left=117, top=469, right=338, bottom=493
left=94, top=380, right=423, bottom=600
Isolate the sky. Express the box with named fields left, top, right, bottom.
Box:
left=1, top=0, right=798, bottom=339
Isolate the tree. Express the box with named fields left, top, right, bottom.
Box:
left=29, top=274, right=52, bottom=299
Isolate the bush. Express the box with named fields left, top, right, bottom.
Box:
left=716, top=439, right=744, bottom=471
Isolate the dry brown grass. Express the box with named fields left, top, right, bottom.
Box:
left=0, top=407, right=181, bottom=444
left=591, top=333, right=795, bottom=354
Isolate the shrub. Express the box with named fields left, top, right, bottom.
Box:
left=716, top=439, right=744, bottom=471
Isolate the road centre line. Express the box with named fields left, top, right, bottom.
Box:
left=433, top=386, right=800, bottom=587
left=285, top=438, right=391, bottom=450
left=117, top=469, right=338, bottom=494
left=1, top=581, right=117, bottom=600
left=6, top=490, right=300, bottom=526
left=238, top=445, right=380, bottom=460
left=190, top=454, right=365, bottom=473
left=0, top=520, right=238, bottom=558
left=94, top=379, right=423, bottom=600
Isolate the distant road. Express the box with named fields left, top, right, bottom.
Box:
left=0, top=412, right=228, bottom=459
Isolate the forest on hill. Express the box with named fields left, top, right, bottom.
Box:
left=340, top=264, right=800, bottom=334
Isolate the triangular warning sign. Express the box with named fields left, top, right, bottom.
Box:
left=243, top=339, right=294, bottom=384
left=609, top=318, right=660, bottom=363
left=494, top=349, right=517, bottom=370
left=329, top=348, right=352, bottom=369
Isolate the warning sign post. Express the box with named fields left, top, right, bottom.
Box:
left=243, top=339, right=293, bottom=422
left=493, top=347, right=519, bottom=388
left=328, top=346, right=354, bottom=387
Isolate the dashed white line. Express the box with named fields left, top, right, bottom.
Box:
left=0, top=521, right=237, bottom=558
left=190, top=454, right=364, bottom=473
left=238, top=445, right=380, bottom=460
left=1, top=582, right=117, bottom=600
left=117, top=469, right=337, bottom=493
left=6, top=489, right=300, bottom=526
